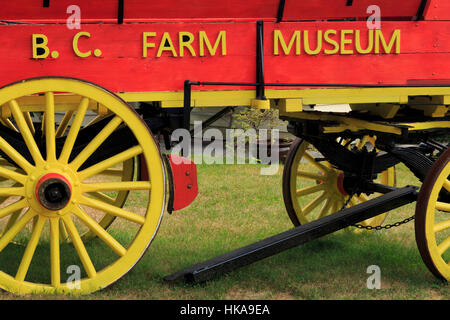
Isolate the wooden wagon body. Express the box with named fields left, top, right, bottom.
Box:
left=0, top=0, right=448, bottom=295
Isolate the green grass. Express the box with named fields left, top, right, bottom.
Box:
left=0, top=163, right=448, bottom=300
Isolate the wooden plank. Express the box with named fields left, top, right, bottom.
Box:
left=424, top=0, right=450, bottom=21
left=2, top=0, right=425, bottom=23
left=283, top=0, right=423, bottom=20
left=0, top=0, right=280, bottom=23
left=265, top=21, right=450, bottom=86
left=0, top=20, right=450, bottom=96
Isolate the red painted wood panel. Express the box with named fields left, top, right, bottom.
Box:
left=1, top=0, right=279, bottom=23
left=1, top=0, right=424, bottom=23
left=264, top=21, right=450, bottom=86
left=0, top=1, right=118, bottom=23
left=284, top=0, right=423, bottom=21
left=424, top=0, right=450, bottom=20
left=0, top=23, right=256, bottom=92
left=0, top=20, right=449, bottom=93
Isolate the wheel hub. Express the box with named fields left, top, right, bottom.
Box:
left=35, top=173, right=72, bottom=211
left=336, top=172, right=349, bottom=196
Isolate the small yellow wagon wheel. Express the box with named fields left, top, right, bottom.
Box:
left=0, top=77, right=165, bottom=295
left=415, top=147, right=450, bottom=281
left=282, top=137, right=395, bottom=226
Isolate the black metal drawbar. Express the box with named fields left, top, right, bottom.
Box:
left=165, top=186, right=418, bottom=284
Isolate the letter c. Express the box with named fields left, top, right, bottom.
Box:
left=73, top=31, right=91, bottom=57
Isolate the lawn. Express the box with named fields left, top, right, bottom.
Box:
left=0, top=162, right=448, bottom=300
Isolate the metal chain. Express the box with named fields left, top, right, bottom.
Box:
left=353, top=215, right=414, bottom=231
left=337, top=191, right=415, bottom=231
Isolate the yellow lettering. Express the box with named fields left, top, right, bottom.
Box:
left=73, top=31, right=91, bottom=58
left=375, top=29, right=401, bottom=54
left=303, top=30, right=322, bottom=55
left=32, top=34, right=50, bottom=59
left=323, top=30, right=339, bottom=55
left=157, top=32, right=178, bottom=57
left=273, top=30, right=301, bottom=55
left=143, top=32, right=156, bottom=57
left=340, top=30, right=354, bottom=55
left=355, top=30, right=374, bottom=54
left=179, top=32, right=196, bottom=57
left=199, top=31, right=226, bottom=57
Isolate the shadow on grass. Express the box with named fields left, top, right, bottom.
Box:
left=144, top=230, right=446, bottom=297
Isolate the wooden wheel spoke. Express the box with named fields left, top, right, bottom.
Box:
left=444, top=180, right=450, bottom=193
left=62, top=215, right=97, bottom=278
left=50, top=218, right=61, bottom=286
left=303, top=152, right=329, bottom=173
left=88, top=191, right=116, bottom=204
left=9, top=99, right=44, bottom=166
left=0, top=198, right=27, bottom=220
left=334, top=199, right=344, bottom=212
left=79, top=195, right=145, bottom=225
left=437, top=236, right=450, bottom=256
left=15, top=215, right=46, bottom=281
left=317, top=197, right=332, bottom=219
left=297, top=170, right=325, bottom=180
left=0, top=117, right=18, bottom=132
left=434, top=220, right=450, bottom=233
left=45, top=92, right=56, bottom=161
left=0, top=136, right=34, bottom=173
left=86, top=114, right=107, bottom=127
left=23, top=112, right=35, bottom=135
left=302, top=192, right=327, bottom=217
left=0, top=187, right=25, bottom=197
left=296, top=183, right=325, bottom=197
left=82, top=181, right=150, bottom=193
left=1, top=209, right=22, bottom=236
left=73, top=206, right=127, bottom=257
left=59, top=97, right=90, bottom=164
left=98, top=168, right=124, bottom=177
left=330, top=200, right=338, bottom=214
left=78, top=145, right=142, bottom=181
left=0, top=209, right=36, bottom=252
left=436, top=201, right=450, bottom=213
left=0, top=166, right=27, bottom=184
left=55, top=110, right=74, bottom=138
left=59, top=219, right=69, bottom=242
left=70, top=116, right=123, bottom=171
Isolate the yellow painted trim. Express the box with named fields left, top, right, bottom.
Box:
left=117, top=86, right=450, bottom=110
left=251, top=99, right=271, bottom=110
left=278, top=98, right=303, bottom=113
left=404, top=121, right=450, bottom=131
left=118, top=90, right=256, bottom=107
left=280, top=111, right=403, bottom=135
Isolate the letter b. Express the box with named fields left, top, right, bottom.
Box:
left=32, top=34, right=50, bottom=59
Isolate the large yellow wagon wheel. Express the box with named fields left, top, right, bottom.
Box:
left=282, top=137, right=395, bottom=227
left=0, top=77, right=165, bottom=294
left=415, top=147, right=450, bottom=281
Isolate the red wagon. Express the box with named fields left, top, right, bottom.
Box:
left=0, top=0, right=448, bottom=294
